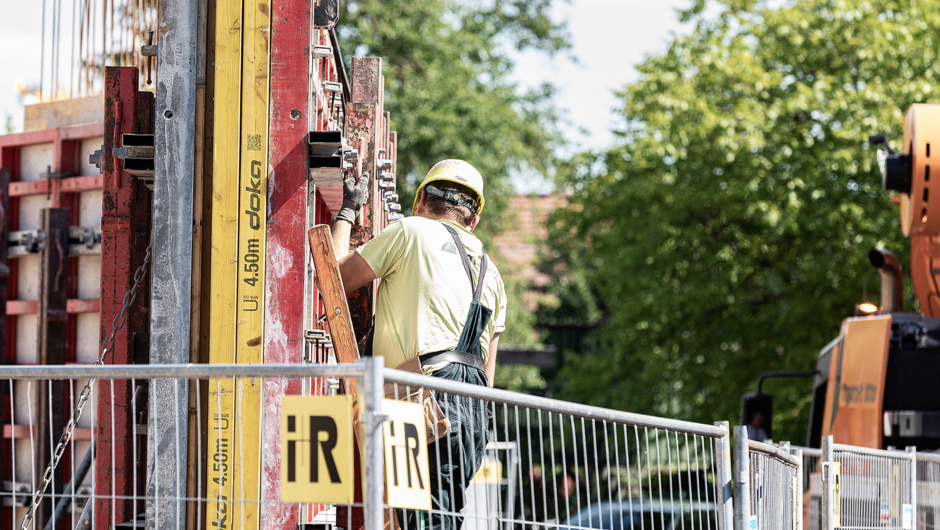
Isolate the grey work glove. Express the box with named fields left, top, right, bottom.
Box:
left=336, top=173, right=370, bottom=223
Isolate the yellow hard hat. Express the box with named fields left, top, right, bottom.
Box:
left=412, top=159, right=486, bottom=216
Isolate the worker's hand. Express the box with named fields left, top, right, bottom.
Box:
left=336, top=173, right=370, bottom=224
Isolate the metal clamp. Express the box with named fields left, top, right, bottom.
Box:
left=323, top=81, right=343, bottom=93
left=16, top=230, right=45, bottom=253
left=312, top=45, right=333, bottom=59
left=88, top=147, right=105, bottom=173
left=73, top=226, right=102, bottom=250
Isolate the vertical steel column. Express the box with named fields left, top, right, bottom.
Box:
left=821, top=436, right=834, bottom=530
left=33, top=207, right=69, bottom=530
left=149, top=0, right=198, bottom=527
left=733, top=426, right=752, bottom=530
left=907, top=446, right=917, bottom=530
left=715, top=421, right=735, bottom=530
left=361, top=356, right=385, bottom=530
left=792, top=447, right=803, bottom=530
left=259, top=0, right=312, bottom=525
left=97, top=66, right=141, bottom=530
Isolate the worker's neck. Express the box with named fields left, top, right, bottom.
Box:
left=416, top=211, right=475, bottom=231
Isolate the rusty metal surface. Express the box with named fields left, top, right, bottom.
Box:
left=337, top=56, right=384, bottom=530
left=33, top=207, right=69, bottom=529
left=0, top=118, right=104, bottom=529
left=96, top=66, right=140, bottom=530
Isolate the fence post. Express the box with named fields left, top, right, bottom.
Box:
left=907, top=446, right=917, bottom=530
left=362, top=356, right=386, bottom=530
left=821, top=436, right=834, bottom=530
left=716, top=421, right=736, bottom=530
left=733, top=426, right=751, bottom=530
left=791, top=447, right=803, bottom=530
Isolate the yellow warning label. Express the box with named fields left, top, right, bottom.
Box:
left=833, top=461, right=841, bottom=528
left=281, top=395, right=354, bottom=504
left=383, top=399, right=432, bottom=510
left=472, top=457, right=502, bottom=484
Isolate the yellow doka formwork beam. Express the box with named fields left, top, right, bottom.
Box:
left=232, top=0, right=271, bottom=525
left=207, top=0, right=242, bottom=526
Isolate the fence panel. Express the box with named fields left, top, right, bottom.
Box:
left=916, top=452, right=940, bottom=530
left=0, top=362, right=379, bottom=530
left=829, top=442, right=915, bottom=530
left=383, top=369, right=734, bottom=530
left=795, top=447, right=822, bottom=530
left=733, top=428, right=801, bottom=530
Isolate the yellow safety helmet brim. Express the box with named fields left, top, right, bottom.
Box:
left=412, top=160, right=486, bottom=216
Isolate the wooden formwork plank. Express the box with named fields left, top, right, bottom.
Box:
left=231, top=0, right=272, bottom=525
left=206, top=0, right=243, bottom=525
left=259, top=0, right=311, bottom=526
left=95, top=66, right=139, bottom=530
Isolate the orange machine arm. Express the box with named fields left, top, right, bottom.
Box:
left=881, top=105, right=940, bottom=316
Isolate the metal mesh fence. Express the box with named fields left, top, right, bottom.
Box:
left=916, top=453, right=940, bottom=530
left=0, top=361, right=739, bottom=530
left=748, top=441, right=800, bottom=530
left=382, top=370, right=732, bottom=530
left=830, top=443, right=915, bottom=530
left=798, top=447, right=822, bottom=530
left=0, top=363, right=377, bottom=530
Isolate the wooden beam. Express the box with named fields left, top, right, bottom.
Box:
left=206, top=0, right=242, bottom=525
left=24, top=96, right=105, bottom=132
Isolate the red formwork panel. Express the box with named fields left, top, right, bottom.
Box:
left=259, top=0, right=312, bottom=526
left=95, top=66, right=152, bottom=530
left=0, top=122, right=104, bottom=529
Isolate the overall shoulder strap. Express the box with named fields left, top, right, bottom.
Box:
left=443, top=224, right=487, bottom=301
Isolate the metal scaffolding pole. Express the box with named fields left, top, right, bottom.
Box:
left=148, top=0, right=198, bottom=526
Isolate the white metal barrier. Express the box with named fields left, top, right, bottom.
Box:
left=916, top=452, right=940, bottom=530
left=16, top=362, right=940, bottom=530
left=383, top=369, right=735, bottom=530
left=732, top=428, right=802, bottom=530
left=0, top=361, right=736, bottom=530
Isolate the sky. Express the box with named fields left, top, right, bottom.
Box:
left=511, top=0, right=693, bottom=153
left=0, top=0, right=694, bottom=153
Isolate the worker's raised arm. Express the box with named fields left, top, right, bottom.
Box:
left=484, top=332, right=500, bottom=388
left=331, top=173, right=370, bottom=261
left=338, top=252, right=376, bottom=295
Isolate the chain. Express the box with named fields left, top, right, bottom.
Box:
left=19, top=241, right=153, bottom=530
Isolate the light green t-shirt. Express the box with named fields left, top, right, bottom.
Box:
left=357, top=217, right=507, bottom=370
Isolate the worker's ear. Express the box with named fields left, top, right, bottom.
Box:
left=468, top=215, right=480, bottom=231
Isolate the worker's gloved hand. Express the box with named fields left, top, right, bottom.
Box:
left=336, top=173, right=370, bottom=223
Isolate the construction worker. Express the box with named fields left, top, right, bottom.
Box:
left=332, top=159, right=506, bottom=530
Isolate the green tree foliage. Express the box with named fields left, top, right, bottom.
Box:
left=544, top=0, right=940, bottom=442
left=337, top=0, right=567, bottom=235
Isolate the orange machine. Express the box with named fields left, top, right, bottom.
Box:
left=802, top=104, right=940, bottom=450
